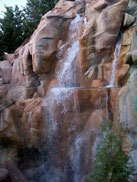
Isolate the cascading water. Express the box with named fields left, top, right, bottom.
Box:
left=73, top=135, right=86, bottom=182
left=107, top=34, right=122, bottom=88
left=28, top=112, right=33, bottom=129
left=41, top=14, right=88, bottom=182
left=42, top=14, right=82, bottom=137
left=105, top=89, right=110, bottom=121
left=43, top=14, right=82, bottom=116
left=90, top=33, right=123, bottom=175
left=91, top=96, right=103, bottom=162
left=92, top=132, right=101, bottom=161
left=56, top=14, right=81, bottom=87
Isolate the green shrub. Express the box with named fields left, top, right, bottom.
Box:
left=90, top=121, right=135, bottom=182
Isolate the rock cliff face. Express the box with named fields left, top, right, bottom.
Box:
left=0, top=0, right=137, bottom=181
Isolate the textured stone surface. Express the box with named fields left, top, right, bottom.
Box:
left=80, top=0, right=129, bottom=87
left=123, top=13, right=135, bottom=28
left=1, top=0, right=137, bottom=181
left=0, top=61, right=12, bottom=84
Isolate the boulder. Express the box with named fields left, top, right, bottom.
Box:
left=123, top=13, right=135, bottom=28
left=3, top=53, right=14, bottom=62
left=0, top=61, right=12, bottom=84
left=125, top=50, right=137, bottom=65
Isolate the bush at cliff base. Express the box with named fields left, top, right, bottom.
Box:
left=90, top=121, right=135, bottom=182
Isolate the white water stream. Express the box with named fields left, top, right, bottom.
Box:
left=73, top=135, right=86, bottom=182
left=42, top=14, right=88, bottom=182
left=57, top=14, right=81, bottom=87
left=107, top=35, right=122, bottom=87
left=43, top=14, right=82, bottom=135
left=92, top=35, right=123, bottom=169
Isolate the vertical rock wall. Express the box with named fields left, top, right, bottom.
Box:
left=1, top=0, right=137, bottom=181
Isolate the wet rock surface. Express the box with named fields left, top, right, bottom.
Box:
left=1, top=0, right=137, bottom=181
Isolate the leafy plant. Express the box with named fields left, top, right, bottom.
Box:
left=90, top=121, right=135, bottom=182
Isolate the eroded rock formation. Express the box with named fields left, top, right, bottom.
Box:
left=1, top=0, right=137, bottom=181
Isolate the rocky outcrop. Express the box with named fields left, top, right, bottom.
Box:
left=1, top=0, right=137, bottom=181
left=81, top=0, right=129, bottom=86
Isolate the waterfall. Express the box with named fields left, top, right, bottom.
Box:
left=92, top=133, right=101, bottom=161
left=43, top=14, right=82, bottom=135
left=43, top=13, right=82, bottom=113
left=56, top=14, right=81, bottom=87
left=92, top=96, right=103, bottom=162
left=41, top=14, right=87, bottom=182
left=105, top=88, right=110, bottom=121
left=73, top=135, right=85, bottom=182
left=28, top=112, right=33, bottom=129
left=107, top=35, right=122, bottom=88
left=71, top=133, right=90, bottom=182
left=43, top=94, right=57, bottom=139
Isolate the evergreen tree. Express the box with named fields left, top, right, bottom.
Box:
left=0, top=6, right=25, bottom=59
left=24, top=0, right=59, bottom=34
left=90, top=121, right=134, bottom=182
left=0, top=0, right=59, bottom=60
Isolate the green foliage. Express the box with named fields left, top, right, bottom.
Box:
left=0, top=5, right=29, bottom=59
left=0, top=0, right=59, bottom=60
left=0, top=6, right=23, bottom=59
left=90, top=121, right=134, bottom=182
left=22, top=0, right=59, bottom=36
